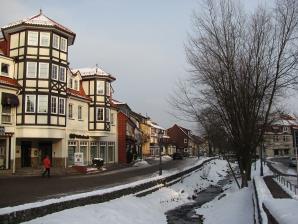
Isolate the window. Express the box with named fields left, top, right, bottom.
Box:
left=59, top=67, right=66, bottom=82
left=28, top=31, right=38, bottom=46
left=68, top=78, right=73, bottom=89
left=106, top=108, right=110, bottom=122
left=107, top=142, right=115, bottom=162
left=58, top=98, right=65, bottom=115
left=60, top=37, right=67, bottom=52
left=273, top=135, right=279, bottom=142
left=27, top=62, right=37, bottom=78
left=110, top=113, right=115, bottom=125
left=283, top=126, right=289, bottom=132
left=51, top=96, right=57, bottom=114
left=51, top=64, right=58, bottom=80
left=283, top=136, right=289, bottom=142
left=78, top=106, right=82, bottom=120
left=39, top=63, right=49, bottom=78
left=40, top=32, right=50, bottom=47
left=25, top=95, right=36, bottom=113
left=1, top=63, right=9, bottom=75
left=1, top=106, right=11, bottom=124
left=96, top=108, right=104, bottom=121
left=68, top=104, right=73, bottom=118
left=106, top=82, right=110, bottom=96
left=97, top=82, right=104, bottom=95
left=38, top=95, right=48, bottom=113
left=184, top=138, right=187, bottom=144
left=74, top=80, right=79, bottom=90
left=53, top=34, right=60, bottom=49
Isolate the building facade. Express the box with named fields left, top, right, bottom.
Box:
left=0, top=11, right=118, bottom=174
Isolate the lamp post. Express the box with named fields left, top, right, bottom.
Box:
left=158, top=130, right=163, bottom=176
left=293, top=128, right=298, bottom=185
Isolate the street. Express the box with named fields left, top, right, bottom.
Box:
left=269, top=157, right=297, bottom=175
left=0, top=158, right=199, bottom=208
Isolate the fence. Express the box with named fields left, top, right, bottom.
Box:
left=273, top=174, right=298, bottom=195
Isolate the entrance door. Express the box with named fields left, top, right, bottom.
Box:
left=21, top=142, right=31, bottom=167
left=39, top=143, right=52, bottom=165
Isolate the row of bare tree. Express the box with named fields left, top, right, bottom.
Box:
left=171, top=0, right=298, bottom=187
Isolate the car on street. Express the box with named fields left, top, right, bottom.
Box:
left=289, top=157, right=297, bottom=167
left=172, top=152, right=183, bottom=160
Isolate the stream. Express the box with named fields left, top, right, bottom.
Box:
left=166, top=177, right=232, bottom=224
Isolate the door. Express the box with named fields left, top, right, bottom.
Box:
left=39, top=143, right=52, bottom=165
left=21, top=142, right=31, bottom=167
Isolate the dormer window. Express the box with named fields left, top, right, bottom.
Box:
left=74, top=80, right=79, bottom=91
left=1, top=63, right=9, bottom=75
left=28, top=31, right=38, bottom=46
left=53, top=34, right=60, bottom=49
left=68, top=78, right=73, bottom=88
left=40, top=32, right=50, bottom=47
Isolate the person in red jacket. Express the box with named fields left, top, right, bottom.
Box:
left=42, top=155, right=51, bottom=177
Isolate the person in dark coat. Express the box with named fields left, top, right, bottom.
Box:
left=42, top=155, right=51, bottom=177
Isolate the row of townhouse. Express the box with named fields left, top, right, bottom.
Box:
left=0, top=11, right=175, bottom=174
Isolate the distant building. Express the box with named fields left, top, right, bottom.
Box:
left=262, top=114, right=298, bottom=157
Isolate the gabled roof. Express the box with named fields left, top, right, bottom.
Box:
left=0, top=76, right=21, bottom=89
left=1, top=11, right=76, bottom=44
left=72, top=66, right=116, bottom=81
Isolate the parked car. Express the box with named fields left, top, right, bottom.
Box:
left=172, top=152, right=183, bottom=160
left=289, top=157, right=297, bottom=167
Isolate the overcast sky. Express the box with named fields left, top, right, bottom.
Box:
left=3, top=0, right=295, bottom=133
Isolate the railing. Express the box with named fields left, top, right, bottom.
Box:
left=273, top=173, right=298, bottom=195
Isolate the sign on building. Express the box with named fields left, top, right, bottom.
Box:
left=74, top=152, right=84, bottom=166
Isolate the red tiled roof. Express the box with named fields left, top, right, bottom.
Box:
left=0, top=76, right=21, bottom=89
left=67, top=81, right=91, bottom=101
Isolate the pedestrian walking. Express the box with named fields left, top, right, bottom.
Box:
left=42, top=155, right=51, bottom=177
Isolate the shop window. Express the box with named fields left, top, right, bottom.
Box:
left=68, top=141, right=77, bottom=166
left=1, top=63, right=9, bottom=75
left=274, top=149, right=279, bottom=156
left=100, top=142, right=106, bottom=161
left=284, top=149, right=289, bottom=155
left=80, top=141, right=89, bottom=165
left=90, top=142, right=98, bottom=161
left=1, top=105, right=11, bottom=124
left=107, top=142, right=115, bottom=163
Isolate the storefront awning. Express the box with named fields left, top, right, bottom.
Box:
left=1, top=92, right=19, bottom=107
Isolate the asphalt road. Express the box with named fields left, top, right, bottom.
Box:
left=0, top=158, right=198, bottom=208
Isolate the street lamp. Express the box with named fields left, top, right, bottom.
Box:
left=293, top=128, right=298, bottom=185
left=158, top=130, right=164, bottom=176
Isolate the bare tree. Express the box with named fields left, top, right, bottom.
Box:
left=170, top=0, right=298, bottom=187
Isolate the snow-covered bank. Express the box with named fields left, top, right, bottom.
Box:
left=22, top=159, right=229, bottom=224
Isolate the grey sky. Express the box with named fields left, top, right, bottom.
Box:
left=2, top=0, right=293, bottom=133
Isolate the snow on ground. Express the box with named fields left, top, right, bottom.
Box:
left=270, top=161, right=297, bottom=175
left=196, top=183, right=254, bottom=224
left=133, top=160, right=150, bottom=167
left=263, top=199, right=298, bottom=224
left=153, top=155, right=173, bottom=161
left=22, top=159, right=229, bottom=224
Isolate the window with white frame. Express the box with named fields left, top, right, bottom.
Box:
left=106, top=82, right=110, bottom=96
left=27, top=62, right=37, bottom=78
left=97, top=82, right=104, bottom=95
left=1, top=105, right=12, bottom=124
left=78, top=106, right=82, bottom=120
left=28, top=31, right=38, bottom=46
left=51, top=64, right=58, bottom=80
left=1, top=63, right=9, bottom=75
left=39, top=63, right=49, bottom=78
left=68, top=78, right=73, bottom=89
left=68, top=104, right=73, bottom=118
left=51, top=96, right=57, bottom=114
left=60, top=37, right=67, bottom=52
left=38, top=95, right=48, bottom=113
left=96, top=108, right=104, bottom=121
left=59, top=67, right=66, bottom=82
left=273, top=135, right=279, bottom=142
left=110, top=113, right=115, bottom=125
left=25, top=95, right=36, bottom=113
left=53, top=34, right=60, bottom=49
left=74, top=80, right=79, bottom=90
left=58, top=98, right=65, bottom=114
left=106, top=108, right=110, bottom=122
left=40, top=32, right=50, bottom=47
